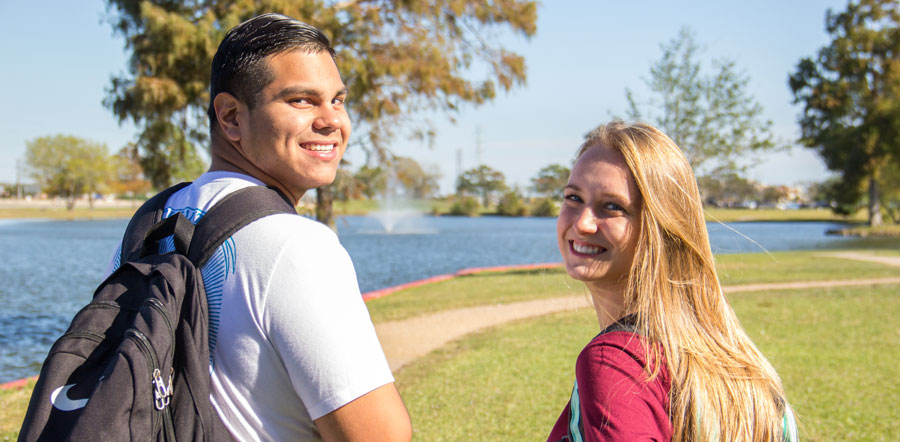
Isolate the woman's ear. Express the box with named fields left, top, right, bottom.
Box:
left=213, top=92, right=243, bottom=142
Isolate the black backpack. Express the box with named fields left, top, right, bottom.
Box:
left=18, top=183, right=296, bottom=442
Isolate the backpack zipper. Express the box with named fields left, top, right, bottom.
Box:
left=146, top=298, right=175, bottom=364
left=145, top=297, right=177, bottom=442
left=125, top=328, right=167, bottom=437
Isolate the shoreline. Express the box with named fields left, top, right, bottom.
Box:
left=0, top=262, right=565, bottom=389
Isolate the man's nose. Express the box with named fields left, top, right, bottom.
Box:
left=313, top=105, right=343, bottom=131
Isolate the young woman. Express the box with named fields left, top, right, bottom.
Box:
left=547, top=121, right=797, bottom=441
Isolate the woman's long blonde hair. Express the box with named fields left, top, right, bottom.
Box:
left=578, top=121, right=790, bottom=441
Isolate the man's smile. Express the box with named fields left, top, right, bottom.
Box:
left=299, top=142, right=336, bottom=152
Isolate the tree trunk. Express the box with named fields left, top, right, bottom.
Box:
left=868, top=174, right=883, bottom=227
left=316, top=185, right=336, bottom=229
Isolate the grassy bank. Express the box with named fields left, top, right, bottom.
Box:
left=827, top=224, right=900, bottom=238
left=0, top=199, right=877, bottom=226
left=396, top=283, right=900, bottom=441
left=2, top=250, right=897, bottom=440
left=703, top=207, right=866, bottom=223
left=366, top=250, right=900, bottom=322
left=0, top=379, right=34, bottom=440
left=0, top=207, right=137, bottom=220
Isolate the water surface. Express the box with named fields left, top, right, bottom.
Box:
left=1, top=215, right=894, bottom=382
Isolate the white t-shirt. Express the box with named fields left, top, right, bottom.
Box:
left=109, top=171, right=394, bottom=441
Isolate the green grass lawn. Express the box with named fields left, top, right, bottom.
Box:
left=367, top=268, right=585, bottom=323
left=2, top=250, right=897, bottom=439
left=396, top=283, right=900, bottom=441
left=714, top=251, right=900, bottom=285
left=703, top=207, right=867, bottom=223
left=831, top=224, right=900, bottom=238
left=0, top=206, right=137, bottom=220
left=0, top=379, right=34, bottom=440
left=367, top=251, right=899, bottom=322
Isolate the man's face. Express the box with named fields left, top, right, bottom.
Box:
left=235, top=50, right=351, bottom=198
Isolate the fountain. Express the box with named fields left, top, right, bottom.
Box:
left=364, top=167, right=436, bottom=234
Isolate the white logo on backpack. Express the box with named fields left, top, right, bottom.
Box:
left=50, top=384, right=88, bottom=411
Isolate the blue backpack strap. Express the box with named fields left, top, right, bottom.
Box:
left=782, top=403, right=798, bottom=442
left=567, top=380, right=585, bottom=442
left=566, top=317, right=636, bottom=442
left=119, top=182, right=191, bottom=263
left=185, top=185, right=296, bottom=268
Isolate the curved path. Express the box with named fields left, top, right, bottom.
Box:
left=376, top=252, right=900, bottom=371
left=4, top=253, right=898, bottom=387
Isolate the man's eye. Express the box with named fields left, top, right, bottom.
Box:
left=332, top=97, right=345, bottom=105
left=290, top=98, right=311, bottom=105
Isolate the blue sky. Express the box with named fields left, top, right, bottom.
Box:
left=0, top=0, right=848, bottom=194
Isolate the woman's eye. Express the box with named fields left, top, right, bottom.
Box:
left=564, top=194, right=582, bottom=203
left=604, top=202, right=625, bottom=212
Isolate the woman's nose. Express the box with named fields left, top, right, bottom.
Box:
left=574, top=208, right=598, bottom=234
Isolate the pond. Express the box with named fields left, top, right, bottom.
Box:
left=0, top=215, right=895, bottom=383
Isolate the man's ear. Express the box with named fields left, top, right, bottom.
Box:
left=213, top=92, right=243, bottom=142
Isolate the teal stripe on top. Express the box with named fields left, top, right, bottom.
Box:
left=565, top=377, right=800, bottom=442
left=568, top=381, right=584, bottom=442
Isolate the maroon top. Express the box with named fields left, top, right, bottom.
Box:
left=547, top=330, right=673, bottom=441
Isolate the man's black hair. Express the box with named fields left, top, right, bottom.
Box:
left=207, top=13, right=335, bottom=132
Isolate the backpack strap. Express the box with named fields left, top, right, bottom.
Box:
left=186, top=185, right=296, bottom=268
left=120, top=183, right=191, bottom=263
left=598, top=314, right=637, bottom=335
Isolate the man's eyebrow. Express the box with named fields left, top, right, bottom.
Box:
left=274, top=86, right=348, bottom=99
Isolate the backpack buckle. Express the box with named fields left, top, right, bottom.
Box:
left=152, top=368, right=173, bottom=410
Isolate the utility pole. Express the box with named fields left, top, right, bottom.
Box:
left=475, top=125, right=483, bottom=166
left=455, top=149, right=463, bottom=195
left=16, top=159, right=22, bottom=200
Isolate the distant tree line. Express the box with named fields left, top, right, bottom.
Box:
left=21, top=134, right=151, bottom=210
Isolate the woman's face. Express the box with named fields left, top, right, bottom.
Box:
left=557, top=143, right=642, bottom=293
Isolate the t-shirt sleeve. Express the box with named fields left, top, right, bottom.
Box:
left=575, top=335, right=670, bottom=441
left=260, top=222, right=394, bottom=420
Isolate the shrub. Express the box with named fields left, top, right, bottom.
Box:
left=448, top=196, right=481, bottom=216
left=497, top=190, right=527, bottom=216
left=530, top=197, right=559, bottom=217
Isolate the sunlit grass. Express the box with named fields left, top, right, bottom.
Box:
left=3, top=250, right=896, bottom=440
left=395, top=283, right=900, bottom=441
left=367, top=251, right=899, bottom=322
left=0, top=379, right=34, bottom=440
left=714, top=251, right=900, bottom=285
left=704, top=207, right=866, bottom=223
left=0, top=206, right=137, bottom=220
left=366, top=268, right=585, bottom=323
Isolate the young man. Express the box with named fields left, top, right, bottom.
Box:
left=111, top=13, right=411, bottom=441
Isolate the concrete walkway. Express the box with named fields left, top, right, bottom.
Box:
left=375, top=252, right=900, bottom=371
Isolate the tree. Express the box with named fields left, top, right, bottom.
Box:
left=392, top=156, right=440, bottom=199
left=332, top=166, right=363, bottom=201
left=496, top=187, right=526, bottom=216
left=530, top=164, right=570, bottom=199
left=696, top=173, right=758, bottom=207
left=108, top=145, right=152, bottom=199
left=789, top=0, right=900, bottom=226
left=353, top=165, right=387, bottom=199
left=456, top=164, right=507, bottom=207
left=105, top=0, right=537, bottom=225
left=879, top=158, right=900, bottom=223
left=25, top=135, right=114, bottom=209
left=626, top=27, right=779, bottom=178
